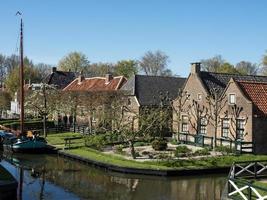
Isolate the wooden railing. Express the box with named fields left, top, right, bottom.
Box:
left=178, top=133, right=253, bottom=153
left=224, top=161, right=267, bottom=200
left=178, top=132, right=213, bottom=148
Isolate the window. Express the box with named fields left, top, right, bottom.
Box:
left=221, top=119, right=229, bottom=138
left=181, top=115, right=189, bottom=132
left=127, top=98, right=131, bottom=105
left=197, top=93, right=202, bottom=101
left=236, top=119, right=245, bottom=139
left=200, top=117, right=207, bottom=135
left=229, top=94, right=236, bottom=104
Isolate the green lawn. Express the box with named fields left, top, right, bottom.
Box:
left=47, top=132, right=267, bottom=171
left=68, top=147, right=170, bottom=170
left=46, top=132, right=84, bottom=148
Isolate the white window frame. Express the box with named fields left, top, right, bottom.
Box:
left=228, top=93, right=236, bottom=105
left=221, top=118, right=229, bottom=138
left=200, top=117, right=207, bottom=135
left=181, top=115, right=189, bottom=133
left=197, top=93, right=202, bottom=101
left=236, top=119, right=245, bottom=139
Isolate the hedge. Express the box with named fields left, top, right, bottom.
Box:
left=1, top=120, right=55, bottom=130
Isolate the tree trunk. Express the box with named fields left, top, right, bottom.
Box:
left=129, top=140, right=136, bottom=159
left=43, top=115, right=47, bottom=138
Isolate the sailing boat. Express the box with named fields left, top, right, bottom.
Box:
left=3, top=13, right=48, bottom=153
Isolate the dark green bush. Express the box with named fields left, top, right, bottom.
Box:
left=170, top=139, right=180, bottom=145
left=193, top=148, right=210, bottom=156
left=84, top=134, right=106, bottom=150
left=2, top=120, right=55, bottom=130
left=114, top=144, right=124, bottom=154
left=215, top=145, right=234, bottom=155
left=175, top=145, right=192, bottom=157
left=151, top=139, right=168, bottom=151
left=134, top=141, right=148, bottom=147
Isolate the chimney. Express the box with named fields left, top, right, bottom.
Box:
left=78, top=72, right=85, bottom=84
left=52, top=67, right=57, bottom=73
left=105, top=74, right=113, bottom=84
left=191, top=62, right=201, bottom=74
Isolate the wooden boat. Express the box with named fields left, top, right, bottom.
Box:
left=3, top=136, right=48, bottom=153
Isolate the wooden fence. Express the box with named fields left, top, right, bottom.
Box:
left=224, top=161, right=267, bottom=200
left=178, top=132, right=253, bottom=153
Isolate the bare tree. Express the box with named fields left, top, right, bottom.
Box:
left=225, top=105, right=248, bottom=142
left=187, top=99, right=209, bottom=134
left=236, top=61, right=258, bottom=75
left=25, top=84, right=59, bottom=137
left=201, top=55, right=225, bottom=72
left=206, top=88, right=227, bottom=148
left=139, top=50, right=172, bottom=76
left=172, top=89, right=190, bottom=137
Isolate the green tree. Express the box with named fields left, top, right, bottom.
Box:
left=113, top=60, right=138, bottom=78
left=236, top=61, right=258, bottom=75
left=0, top=54, right=6, bottom=87
left=201, top=55, right=225, bottom=72
left=219, top=63, right=239, bottom=74
left=261, top=51, right=267, bottom=75
left=0, top=91, right=12, bottom=118
left=5, top=65, right=41, bottom=95
left=88, top=62, right=113, bottom=77
left=139, top=50, right=173, bottom=76
left=58, top=52, right=89, bottom=72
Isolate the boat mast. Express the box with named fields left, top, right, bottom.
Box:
left=19, top=16, right=24, bottom=135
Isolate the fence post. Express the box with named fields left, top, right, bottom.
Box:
left=254, top=161, right=257, bottom=179
left=248, top=184, right=252, bottom=200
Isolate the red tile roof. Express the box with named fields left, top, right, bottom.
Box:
left=63, top=76, right=127, bottom=91
left=237, top=81, right=267, bottom=117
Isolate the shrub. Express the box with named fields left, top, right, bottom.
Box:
left=215, top=145, right=234, bottom=155
left=151, top=139, right=168, bottom=151
left=170, top=139, right=180, bottom=145
left=2, top=120, right=55, bottom=130
left=193, top=148, right=210, bottom=156
left=84, top=134, right=106, bottom=150
left=114, top=144, right=124, bottom=154
left=134, top=141, right=148, bottom=147
left=175, top=145, right=192, bottom=157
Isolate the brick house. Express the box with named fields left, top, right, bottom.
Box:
left=62, top=74, right=127, bottom=130
left=120, top=75, right=186, bottom=133
left=173, top=63, right=267, bottom=153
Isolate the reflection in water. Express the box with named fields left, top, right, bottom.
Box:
left=0, top=152, right=226, bottom=200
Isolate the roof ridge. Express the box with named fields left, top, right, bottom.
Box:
left=237, top=80, right=267, bottom=84
left=135, top=74, right=186, bottom=79
left=202, top=71, right=267, bottom=78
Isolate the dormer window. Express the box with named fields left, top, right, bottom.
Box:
left=197, top=93, right=202, bottom=101
left=228, top=94, right=236, bottom=104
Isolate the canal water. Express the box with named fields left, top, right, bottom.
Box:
left=0, top=152, right=227, bottom=200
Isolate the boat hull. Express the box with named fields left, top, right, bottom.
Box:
left=3, top=137, right=53, bottom=154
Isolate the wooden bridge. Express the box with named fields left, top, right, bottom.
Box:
left=222, top=160, right=267, bottom=200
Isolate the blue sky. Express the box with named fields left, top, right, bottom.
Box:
left=0, top=0, right=267, bottom=77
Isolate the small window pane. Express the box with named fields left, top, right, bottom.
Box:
left=222, top=119, right=229, bottom=138
left=229, top=94, right=236, bottom=104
